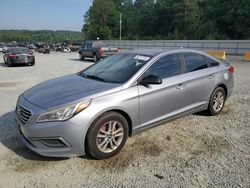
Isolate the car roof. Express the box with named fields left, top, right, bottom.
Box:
left=124, top=48, right=167, bottom=56
left=8, top=47, right=29, bottom=50
left=123, top=48, right=210, bottom=57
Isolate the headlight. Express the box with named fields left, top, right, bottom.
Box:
left=37, top=99, right=91, bottom=123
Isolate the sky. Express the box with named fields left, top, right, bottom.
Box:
left=0, top=0, right=92, bottom=31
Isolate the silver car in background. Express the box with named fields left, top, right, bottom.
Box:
left=15, top=49, right=234, bottom=159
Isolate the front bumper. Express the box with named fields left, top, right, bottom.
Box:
left=15, top=95, right=88, bottom=157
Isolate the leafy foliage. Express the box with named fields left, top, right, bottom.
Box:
left=0, top=30, right=84, bottom=43
left=83, top=0, right=250, bottom=40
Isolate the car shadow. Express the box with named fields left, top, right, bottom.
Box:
left=0, top=62, right=32, bottom=68
left=0, top=111, right=65, bottom=161
left=194, top=110, right=210, bottom=116
left=69, top=58, right=94, bottom=63
left=0, top=62, right=8, bottom=67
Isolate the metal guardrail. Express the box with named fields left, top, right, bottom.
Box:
left=103, top=40, right=250, bottom=55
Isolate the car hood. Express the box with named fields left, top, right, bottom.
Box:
left=23, top=74, right=121, bottom=109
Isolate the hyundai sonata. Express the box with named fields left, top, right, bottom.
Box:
left=15, top=49, right=234, bottom=159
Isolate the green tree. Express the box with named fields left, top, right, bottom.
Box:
left=83, top=0, right=119, bottom=40
left=199, top=0, right=250, bottom=39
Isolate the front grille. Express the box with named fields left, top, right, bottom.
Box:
left=16, top=103, right=32, bottom=124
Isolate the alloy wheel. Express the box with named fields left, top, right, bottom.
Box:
left=96, top=121, right=124, bottom=153
left=212, top=91, right=224, bottom=112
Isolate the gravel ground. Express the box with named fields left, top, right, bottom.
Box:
left=0, top=52, right=249, bottom=188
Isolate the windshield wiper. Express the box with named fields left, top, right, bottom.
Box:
left=82, top=73, right=106, bottom=82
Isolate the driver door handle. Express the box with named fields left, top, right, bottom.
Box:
left=176, top=84, right=184, bottom=90
left=208, top=75, right=215, bottom=79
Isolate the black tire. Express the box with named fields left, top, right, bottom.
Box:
left=207, top=87, right=226, bottom=116
left=7, top=59, right=12, bottom=67
left=79, top=53, right=84, bottom=60
left=86, top=112, right=129, bottom=159
left=93, top=54, right=98, bottom=62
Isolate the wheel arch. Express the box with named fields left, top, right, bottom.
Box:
left=107, top=109, right=133, bottom=137
left=216, top=84, right=228, bottom=99
left=84, top=108, right=133, bottom=156
left=86, top=108, right=133, bottom=138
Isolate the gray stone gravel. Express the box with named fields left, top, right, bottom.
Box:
left=0, top=52, right=249, bottom=187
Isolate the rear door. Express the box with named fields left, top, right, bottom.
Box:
left=137, top=53, right=187, bottom=129
left=181, top=52, right=215, bottom=109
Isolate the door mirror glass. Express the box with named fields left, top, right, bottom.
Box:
left=140, top=74, right=162, bottom=86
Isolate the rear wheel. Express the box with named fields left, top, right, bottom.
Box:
left=93, top=54, right=98, bottom=62
left=86, top=112, right=128, bottom=159
left=7, top=59, right=12, bottom=67
left=207, top=87, right=226, bottom=116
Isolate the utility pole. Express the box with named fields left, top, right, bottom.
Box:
left=119, top=12, right=122, bottom=41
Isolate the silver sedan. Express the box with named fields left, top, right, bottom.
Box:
left=15, top=49, right=234, bottom=159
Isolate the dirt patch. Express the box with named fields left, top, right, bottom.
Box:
left=0, top=82, right=19, bottom=88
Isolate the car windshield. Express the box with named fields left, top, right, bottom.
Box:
left=78, top=53, right=151, bottom=83
left=7, top=48, right=30, bottom=54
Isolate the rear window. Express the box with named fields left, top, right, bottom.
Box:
left=7, top=48, right=29, bottom=54
left=183, top=53, right=208, bottom=72
left=207, top=57, right=220, bottom=67
left=92, top=41, right=105, bottom=48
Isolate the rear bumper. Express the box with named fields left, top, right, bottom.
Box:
left=9, top=58, right=34, bottom=65
left=100, top=53, right=117, bottom=58
left=227, top=75, right=234, bottom=99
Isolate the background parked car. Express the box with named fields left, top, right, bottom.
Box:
left=78, top=41, right=118, bottom=62
left=37, top=44, right=50, bottom=54
left=3, top=47, right=35, bottom=66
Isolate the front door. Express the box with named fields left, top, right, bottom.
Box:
left=137, top=53, right=187, bottom=129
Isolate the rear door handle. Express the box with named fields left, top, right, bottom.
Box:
left=176, top=84, right=184, bottom=90
left=208, top=75, right=215, bottom=79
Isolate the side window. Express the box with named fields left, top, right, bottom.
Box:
left=145, top=54, right=182, bottom=79
left=86, top=43, right=92, bottom=49
left=183, top=53, right=208, bottom=72
left=83, top=43, right=87, bottom=49
left=207, top=57, right=220, bottom=67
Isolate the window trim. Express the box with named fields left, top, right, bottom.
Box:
left=207, top=57, right=220, bottom=68
left=181, top=52, right=210, bottom=73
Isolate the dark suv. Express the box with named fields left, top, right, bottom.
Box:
left=78, top=41, right=118, bottom=62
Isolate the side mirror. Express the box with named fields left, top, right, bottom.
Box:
left=140, top=74, right=162, bottom=86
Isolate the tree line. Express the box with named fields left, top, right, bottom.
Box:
left=83, top=0, right=250, bottom=40
left=0, top=30, right=84, bottom=43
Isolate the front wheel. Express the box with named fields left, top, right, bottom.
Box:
left=207, top=87, right=226, bottom=116
left=79, top=54, right=84, bottom=60
left=86, top=112, right=128, bottom=159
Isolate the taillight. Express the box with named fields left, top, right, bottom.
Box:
left=28, top=53, right=34, bottom=58
left=229, top=66, right=234, bottom=73
left=8, top=54, right=17, bottom=58
left=98, top=48, right=103, bottom=55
